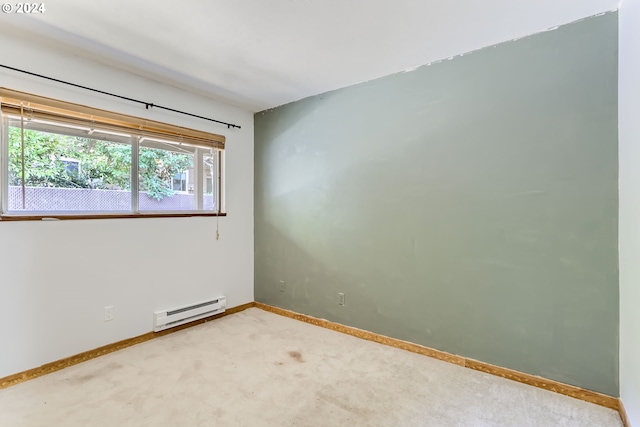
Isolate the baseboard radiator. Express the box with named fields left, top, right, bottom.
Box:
left=153, top=296, right=226, bottom=332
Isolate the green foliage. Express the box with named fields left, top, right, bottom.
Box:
left=9, top=127, right=68, bottom=187
left=8, top=127, right=193, bottom=200
left=139, top=147, right=193, bottom=201
left=80, top=140, right=132, bottom=190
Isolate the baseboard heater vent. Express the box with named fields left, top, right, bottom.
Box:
left=153, top=296, right=226, bottom=332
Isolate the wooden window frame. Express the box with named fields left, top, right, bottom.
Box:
left=0, top=88, right=226, bottom=221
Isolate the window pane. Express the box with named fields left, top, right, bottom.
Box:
left=7, top=121, right=132, bottom=211
left=138, top=143, right=194, bottom=211
left=203, top=151, right=218, bottom=211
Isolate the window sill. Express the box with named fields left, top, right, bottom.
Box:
left=0, top=212, right=227, bottom=221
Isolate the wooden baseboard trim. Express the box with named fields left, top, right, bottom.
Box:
left=254, top=302, right=465, bottom=366
left=0, top=301, right=255, bottom=390
left=620, top=398, right=632, bottom=427
left=464, top=359, right=618, bottom=410
left=0, top=332, right=155, bottom=390
left=254, top=302, right=620, bottom=412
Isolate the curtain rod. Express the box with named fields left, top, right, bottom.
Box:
left=0, top=64, right=241, bottom=129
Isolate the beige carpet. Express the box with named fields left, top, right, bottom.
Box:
left=0, top=308, right=623, bottom=426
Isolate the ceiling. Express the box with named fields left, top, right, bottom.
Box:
left=3, top=0, right=619, bottom=112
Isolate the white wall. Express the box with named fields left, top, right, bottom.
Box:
left=620, top=0, right=640, bottom=424
left=0, top=32, right=254, bottom=378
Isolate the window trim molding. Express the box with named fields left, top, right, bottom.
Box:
left=0, top=212, right=227, bottom=222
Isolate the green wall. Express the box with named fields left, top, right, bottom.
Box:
left=254, top=13, right=619, bottom=395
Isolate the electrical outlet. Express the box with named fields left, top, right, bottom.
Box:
left=338, top=292, right=346, bottom=306
left=104, top=306, right=114, bottom=321
left=279, top=280, right=286, bottom=292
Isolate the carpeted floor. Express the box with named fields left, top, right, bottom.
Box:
left=0, top=308, right=623, bottom=426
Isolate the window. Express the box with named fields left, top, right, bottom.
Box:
left=0, top=88, right=225, bottom=219
left=172, top=171, right=187, bottom=192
